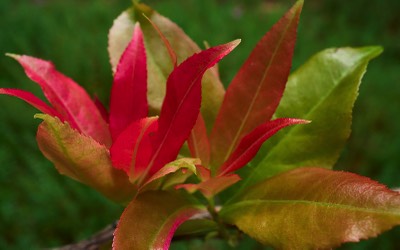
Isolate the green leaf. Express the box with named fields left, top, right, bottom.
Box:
left=239, top=46, right=383, bottom=190
left=108, top=4, right=226, bottom=129
left=35, top=114, right=136, bottom=203
left=113, top=191, right=205, bottom=250
left=220, top=167, right=400, bottom=250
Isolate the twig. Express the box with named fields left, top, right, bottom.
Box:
left=49, top=221, right=118, bottom=250
left=49, top=209, right=215, bottom=249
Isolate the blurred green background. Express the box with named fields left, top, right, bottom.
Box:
left=0, top=0, right=399, bottom=249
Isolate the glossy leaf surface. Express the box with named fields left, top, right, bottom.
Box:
left=221, top=167, right=400, bottom=249
left=148, top=40, right=240, bottom=175
left=113, top=191, right=204, bottom=250
left=110, top=117, right=158, bottom=183
left=109, top=24, right=148, bottom=140
left=9, top=54, right=112, bottom=146
left=218, top=118, right=309, bottom=175
left=210, top=0, right=303, bottom=169
left=239, top=46, right=383, bottom=190
left=35, top=114, right=135, bottom=203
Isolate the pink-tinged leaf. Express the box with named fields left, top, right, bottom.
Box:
left=0, top=88, right=60, bottom=118
left=147, top=40, right=240, bottom=175
left=110, top=117, right=158, bottom=183
left=176, top=174, right=240, bottom=199
left=221, top=167, right=400, bottom=249
left=9, top=54, right=112, bottom=146
left=109, top=24, right=148, bottom=140
left=218, top=118, right=309, bottom=175
left=35, top=114, right=136, bottom=203
left=210, top=0, right=303, bottom=169
left=188, top=114, right=211, bottom=167
left=140, top=158, right=199, bottom=191
left=113, top=191, right=205, bottom=250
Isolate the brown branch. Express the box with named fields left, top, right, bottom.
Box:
left=49, top=209, right=215, bottom=249
left=49, top=221, right=118, bottom=250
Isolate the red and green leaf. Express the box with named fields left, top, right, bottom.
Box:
left=210, top=0, right=303, bottom=170
left=218, top=118, right=309, bottom=176
left=108, top=4, right=226, bottom=130
left=109, top=23, right=148, bottom=140
left=113, top=191, right=205, bottom=250
left=147, top=40, right=240, bottom=176
left=9, top=54, right=112, bottom=146
left=140, top=158, right=199, bottom=191
left=35, top=114, right=136, bottom=203
left=221, top=167, right=400, bottom=249
left=238, top=46, right=383, bottom=191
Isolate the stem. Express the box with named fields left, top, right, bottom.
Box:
left=207, top=199, right=238, bottom=247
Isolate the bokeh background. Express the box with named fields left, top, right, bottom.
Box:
left=0, top=0, right=399, bottom=249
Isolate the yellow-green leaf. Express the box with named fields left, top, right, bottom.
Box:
left=221, top=167, right=400, bottom=250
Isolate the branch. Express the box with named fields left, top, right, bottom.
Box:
left=49, top=221, right=117, bottom=250
left=50, top=209, right=215, bottom=249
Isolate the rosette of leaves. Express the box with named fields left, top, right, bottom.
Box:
left=1, top=0, right=400, bottom=249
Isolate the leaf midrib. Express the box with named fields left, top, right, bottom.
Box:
left=222, top=11, right=297, bottom=164
left=144, top=58, right=211, bottom=180
left=222, top=199, right=400, bottom=216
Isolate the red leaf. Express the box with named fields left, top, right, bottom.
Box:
left=146, top=40, right=240, bottom=175
left=218, top=118, right=309, bottom=175
left=93, top=95, right=109, bottom=123
left=0, top=88, right=60, bottom=118
left=110, top=117, right=158, bottom=182
left=9, top=54, right=112, bottom=146
left=109, top=24, right=148, bottom=140
left=188, top=114, right=211, bottom=167
left=210, top=1, right=303, bottom=169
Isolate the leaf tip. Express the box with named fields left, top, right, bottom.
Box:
left=34, top=113, right=47, bottom=120
left=5, top=53, right=20, bottom=60
left=231, top=39, right=241, bottom=48
left=369, top=46, right=384, bottom=57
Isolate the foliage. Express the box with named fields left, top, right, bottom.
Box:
left=1, top=0, right=400, bottom=249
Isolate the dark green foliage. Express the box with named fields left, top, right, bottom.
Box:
left=0, top=0, right=399, bottom=249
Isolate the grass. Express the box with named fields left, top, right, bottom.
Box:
left=0, top=0, right=399, bottom=248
